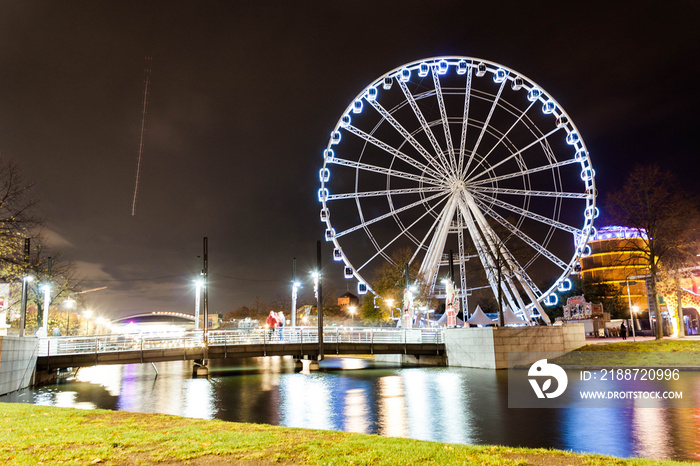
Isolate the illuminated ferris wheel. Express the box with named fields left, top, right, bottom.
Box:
left=317, top=57, right=596, bottom=321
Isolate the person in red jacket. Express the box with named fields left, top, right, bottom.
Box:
left=266, top=311, right=278, bottom=339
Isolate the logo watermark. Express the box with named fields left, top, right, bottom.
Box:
left=528, top=359, right=568, bottom=398
left=508, top=351, right=696, bottom=408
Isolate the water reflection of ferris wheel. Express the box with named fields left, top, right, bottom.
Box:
left=318, top=57, right=596, bottom=321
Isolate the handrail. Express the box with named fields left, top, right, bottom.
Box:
left=37, top=327, right=444, bottom=357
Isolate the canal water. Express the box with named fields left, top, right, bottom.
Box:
left=3, top=357, right=699, bottom=462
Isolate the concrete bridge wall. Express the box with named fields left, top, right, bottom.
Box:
left=0, top=337, right=39, bottom=396
left=376, top=324, right=586, bottom=369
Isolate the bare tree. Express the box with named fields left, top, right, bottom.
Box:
left=0, top=158, right=40, bottom=278
left=606, top=164, right=700, bottom=339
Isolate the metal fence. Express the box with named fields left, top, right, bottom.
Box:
left=38, top=327, right=444, bottom=357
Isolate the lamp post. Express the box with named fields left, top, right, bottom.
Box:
left=63, top=298, right=76, bottom=336
left=194, top=278, right=203, bottom=330
left=348, top=305, right=356, bottom=323
left=83, top=310, right=93, bottom=335
left=19, top=274, right=33, bottom=337
left=40, top=283, right=51, bottom=337
left=625, top=280, right=638, bottom=342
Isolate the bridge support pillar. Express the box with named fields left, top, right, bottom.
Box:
left=193, top=359, right=209, bottom=377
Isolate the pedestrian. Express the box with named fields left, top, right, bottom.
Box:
left=277, top=311, right=285, bottom=341
left=620, top=321, right=627, bottom=340
left=266, top=311, right=277, bottom=339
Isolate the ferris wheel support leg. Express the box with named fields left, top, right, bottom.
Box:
left=457, top=196, right=519, bottom=315
left=418, top=195, right=458, bottom=285
left=464, top=191, right=547, bottom=324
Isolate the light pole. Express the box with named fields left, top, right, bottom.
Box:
left=19, top=274, right=33, bottom=337
left=40, top=283, right=51, bottom=337
left=63, top=298, right=76, bottom=336
left=625, top=280, right=638, bottom=342
left=194, top=278, right=203, bottom=330
left=291, top=257, right=299, bottom=327
left=348, top=305, right=356, bottom=323
left=83, top=310, right=93, bottom=335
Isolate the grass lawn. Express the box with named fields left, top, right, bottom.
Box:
left=552, top=338, right=700, bottom=368
left=0, top=403, right=692, bottom=465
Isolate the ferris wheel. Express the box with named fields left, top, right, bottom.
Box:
left=317, top=56, right=596, bottom=322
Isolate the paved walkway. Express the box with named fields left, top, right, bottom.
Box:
left=585, top=334, right=700, bottom=344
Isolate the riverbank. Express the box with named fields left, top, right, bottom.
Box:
left=0, top=403, right=690, bottom=465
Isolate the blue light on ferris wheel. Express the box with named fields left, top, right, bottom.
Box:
left=527, top=88, right=541, bottom=102
left=317, top=188, right=328, bottom=202
left=566, top=132, right=580, bottom=145
left=557, top=278, right=572, bottom=292
left=493, top=68, right=507, bottom=83
left=511, top=77, right=523, bottom=90
left=331, top=131, right=341, bottom=145
left=367, top=86, right=378, bottom=101
left=437, top=60, right=449, bottom=75
left=476, top=63, right=487, bottom=77
left=357, top=282, right=368, bottom=295
left=352, top=100, right=363, bottom=114
left=457, top=60, right=468, bottom=75
left=319, top=168, right=330, bottom=183
left=399, top=68, right=411, bottom=82
left=545, top=294, right=559, bottom=306
left=383, top=77, right=393, bottom=90
left=344, top=266, right=353, bottom=278
left=333, top=248, right=343, bottom=261
left=320, top=208, right=329, bottom=222
left=340, top=114, right=351, bottom=128
left=580, top=168, right=595, bottom=182
left=418, top=62, right=430, bottom=77
left=325, top=228, right=336, bottom=241
left=542, top=100, right=556, bottom=114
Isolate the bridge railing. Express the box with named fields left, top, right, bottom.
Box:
left=38, top=327, right=444, bottom=357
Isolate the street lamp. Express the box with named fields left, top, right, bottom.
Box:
left=83, top=310, right=93, bottom=335
left=19, top=274, right=34, bottom=337
left=194, top=278, right=203, bottom=330
left=63, top=298, right=76, bottom=336
left=348, top=305, right=356, bottom=323
left=625, top=280, right=638, bottom=342
left=39, top=282, right=51, bottom=337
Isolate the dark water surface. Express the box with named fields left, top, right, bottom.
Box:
left=3, top=357, right=698, bottom=461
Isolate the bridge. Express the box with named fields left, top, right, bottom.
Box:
left=37, top=327, right=445, bottom=371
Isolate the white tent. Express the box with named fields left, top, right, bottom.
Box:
left=467, top=305, right=496, bottom=326
left=503, top=306, right=528, bottom=325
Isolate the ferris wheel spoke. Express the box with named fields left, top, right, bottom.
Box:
left=463, top=77, right=508, bottom=177
left=326, top=185, right=444, bottom=201
left=465, top=126, right=563, bottom=182
left=468, top=158, right=580, bottom=186
left=366, top=99, right=446, bottom=177
left=328, top=156, right=443, bottom=185
left=396, top=79, right=453, bottom=173
left=478, top=100, right=538, bottom=166
left=335, top=191, right=448, bottom=239
left=431, top=66, right=457, bottom=173
left=344, top=124, right=444, bottom=180
left=355, top=197, right=448, bottom=273
left=471, top=191, right=580, bottom=235
left=457, top=67, right=473, bottom=178
left=470, top=186, right=589, bottom=199
left=475, top=197, right=568, bottom=270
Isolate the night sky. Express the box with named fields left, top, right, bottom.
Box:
left=1, top=1, right=698, bottom=319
